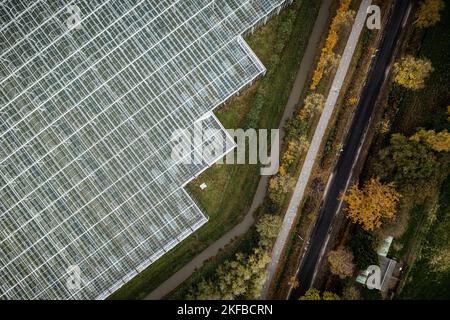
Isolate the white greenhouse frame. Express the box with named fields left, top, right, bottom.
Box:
left=0, top=0, right=292, bottom=299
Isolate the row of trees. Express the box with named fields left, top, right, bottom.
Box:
left=266, top=1, right=357, bottom=300
left=186, top=0, right=446, bottom=302
left=187, top=247, right=270, bottom=300
left=268, top=0, right=359, bottom=213
left=299, top=286, right=360, bottom=300
left=310, top=0, right=354, bottom=90
left=299, top=288, right=340, bottom=300
left=268, top=93, right=325, bottom=207
left=187, top=214, right=281, bottom=299
left=221, top=0, right=360, bottom=300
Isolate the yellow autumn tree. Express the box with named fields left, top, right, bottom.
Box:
left=279, top=165, right=287, bottom=176
left=282, top=140, right=299, bottom=165
left=393, top=56, right=433, bottom=90
left=324, top=52, right=341, bottom=75
left=269, top=174, right=295, bottom=205
left=298, top=135, right=310, bottom=153
left=378, top=119, right=391, bottom=134
left=334, top=9, right=356, bottom=29
left=281, top=136, right=310, bottom=167
left=298, top=93, right=325, bottom=120
left=327, top=247, right=355, bottom=279
left=302, top=93, right=326, bottom=117
left=310, top=0, right=351, bottom=90
left=342, top=177, right=401, bottom=231
left=347, top=96, right=358, bottom=106
left=410, top=129, right=450, bottom=152
left=415, top=0, right=445, bottom=28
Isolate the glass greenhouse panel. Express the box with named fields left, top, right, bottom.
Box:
left=0, top=0, right=292, bottom=299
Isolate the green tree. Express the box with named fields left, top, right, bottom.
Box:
left=374, top=133, right=442, bottom=198
left=410, top=129, right=450, bottom=152
left=256, top=214, right=282, bottom=247
left=429, top=248, right=450, bottom=272
left=334, top=9, right=356, bottom=29
left=268, top=174, right=295, bottom=205
left=285, top=115, right=309, bottom=141
left=349, top=228, right=379, bottom=269
left=299, top=288, right=340, bottom=300
left=188, top=247, right=270, bottom=300
left=244, top=248, right=271, bottom=299
left=187, top=279, right=221, bottom=300
left=323, top=291, right=341, bottom=300
left=299, top=288, right=322, bottom=300
left=393, top=56, right=433, bottom=90
left=415, top=0, right=445, bottom=28
left=217, top=253, right=252, bottom=299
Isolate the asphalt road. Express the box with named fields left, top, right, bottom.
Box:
left=289, top=0, right=412, bottom=299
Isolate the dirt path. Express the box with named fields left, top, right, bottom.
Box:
left=145, top=0, right=333, bottom=300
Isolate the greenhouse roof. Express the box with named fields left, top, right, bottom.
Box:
left=0, top=0, right=290, bottom=299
